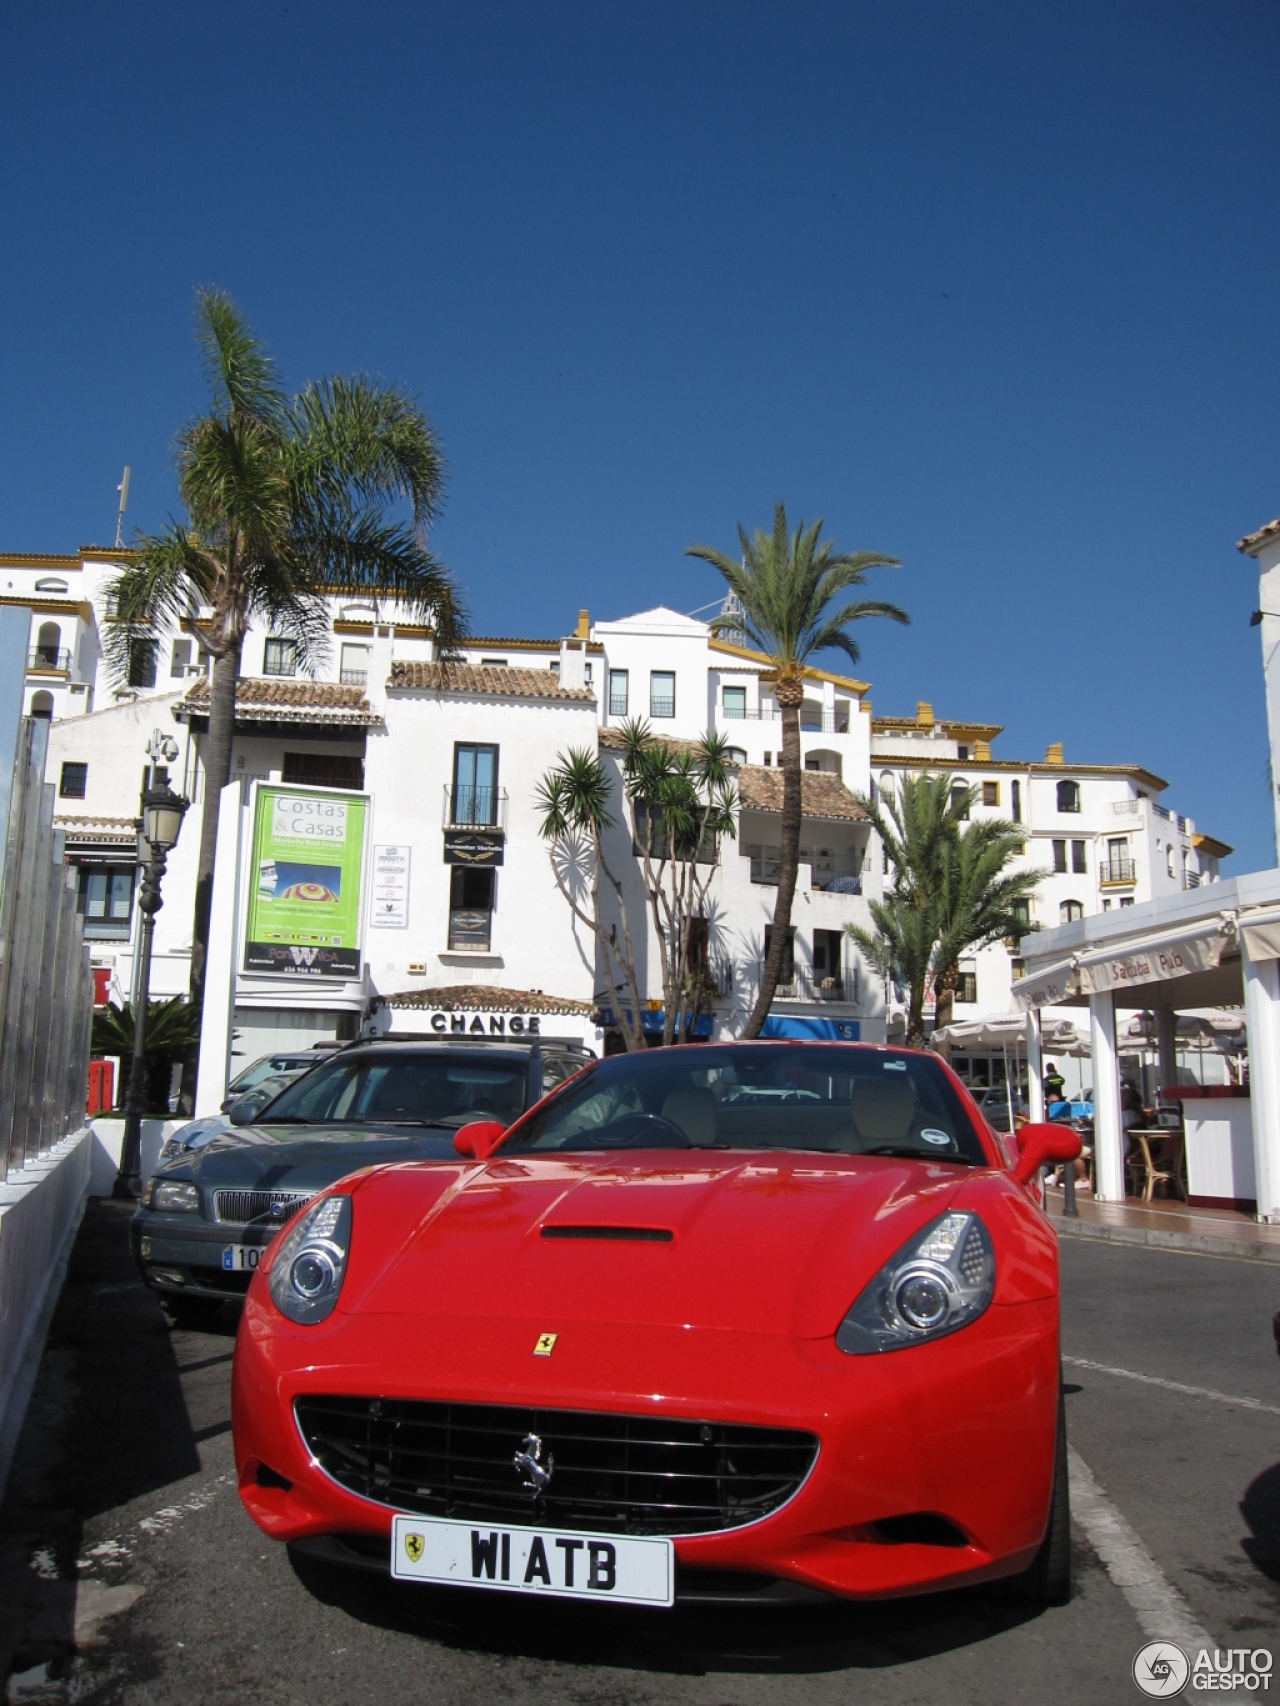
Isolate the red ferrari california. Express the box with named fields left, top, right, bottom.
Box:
left=232, top=1042, right=1079, bottom=1609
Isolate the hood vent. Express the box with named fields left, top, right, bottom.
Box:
left=540, top=1224, right=673, bottom=1243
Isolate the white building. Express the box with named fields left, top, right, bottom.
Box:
left=0, top=543, right=1229, bottom=1106
left=868, top=704, right=1231, bottom=1091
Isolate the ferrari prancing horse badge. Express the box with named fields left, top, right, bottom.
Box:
left=404, top=1532, right=425, bottom=1562
left=533, top=1332, right=557, bottom=1356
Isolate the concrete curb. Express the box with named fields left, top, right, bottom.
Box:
left=1052, top=1211, right=1280, bottom=1264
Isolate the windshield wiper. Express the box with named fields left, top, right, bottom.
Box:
left=861, top=1144, right=957, bottom=1160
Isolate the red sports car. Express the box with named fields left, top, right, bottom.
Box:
left=232, top=1042, right=1079, bottom=1609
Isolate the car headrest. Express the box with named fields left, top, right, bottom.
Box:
left=851, top=1075, right=916, bottom=1142
left=661, top=1087, right=717, bottom=1146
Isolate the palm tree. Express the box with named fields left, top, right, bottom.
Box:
left=849, top=773, right=1041, bottom=1044
left=92, top=996, right=201, bottom=1111
left=687, top=502, right=906, bottom=1037
left=108, top=288, right=462, bottom=1109
left=536, top=747, right=647, bottom=1052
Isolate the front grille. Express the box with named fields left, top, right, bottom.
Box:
left=295, top=1397, right=817, bottom=1536
left=213, top=1189, right=314, bottom=1227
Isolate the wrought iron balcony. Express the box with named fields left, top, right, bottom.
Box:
left=443, top=785, right=509, bottom=831
left=1099, top=856, right=1136, bottom=886
left=339, top=667, right=368, bottom=686
left=27, top=647, right=71, bottom=673
left=760, top=964, right=854, bottom=1004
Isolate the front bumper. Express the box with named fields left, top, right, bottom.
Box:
left=131, top=1211, right=281, bottom=1302
left=232, top=1295, right=1061, bottom=1602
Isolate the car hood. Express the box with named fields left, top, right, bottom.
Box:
left=177, top=1124, right=460, bottom=1194
left=339, top=1151, right=994, bottom=1340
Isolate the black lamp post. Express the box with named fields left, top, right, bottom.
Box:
left=112, top=770, right=190, bottom=1200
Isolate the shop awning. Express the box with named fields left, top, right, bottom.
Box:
left=1074, top=918, right=1236, bottom=996
left=1239, top=906, right=1280, bottom=962
left=1011, top=958, right=1081, bottom=1012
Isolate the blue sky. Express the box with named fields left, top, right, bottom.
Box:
left=3, top=2, right=1279, bottom=865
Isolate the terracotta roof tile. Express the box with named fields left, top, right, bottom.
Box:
left=1238, top=517, right=1280, bottom=555
left=174, top=676, right=381, bottom=726
left=378, top=983, right=594, bottom=1016
left=390, top=661, right=596, bottom=701
left=738, top=766, right=867, bottom=822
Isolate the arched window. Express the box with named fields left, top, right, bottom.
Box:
left=34, top=578, right=68, bottom=593
left=1060, top=899, right=1083, bottom=924
left=30, top=691, right=54, bottom=719
left=724, top=747, right=747, bottom=765
left=878, top=771, right=896, bottom=801
left=1056, top=779, right=1081, bottom=813
left=34, top=622, right=61, bottom=668
left=950, top=782, right=970, bottom=820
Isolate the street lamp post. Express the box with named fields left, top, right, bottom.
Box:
left=111, top=768, right=189, bottom=1200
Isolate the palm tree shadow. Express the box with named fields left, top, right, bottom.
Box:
left=1240, top=1461, right=1280, bottom=1583
left=287, top=1550, right=1045, bottom=1676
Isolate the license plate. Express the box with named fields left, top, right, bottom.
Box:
left=220, top=1244, right=264, bottom=1271
left=390, top=1513, right=674, bottom=1606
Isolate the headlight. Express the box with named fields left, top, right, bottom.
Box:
left=148, top=1180, right=200, bottom=1213
left=266, top=1193, right=352, bottom=1325
left=836, top=1211, right=995, bottom=1354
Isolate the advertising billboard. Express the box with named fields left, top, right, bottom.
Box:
left=243, top=786, right=367, bottom=977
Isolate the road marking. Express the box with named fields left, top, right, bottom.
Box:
left=1068, top=1445, right=1213, bottom=1655
left=1064, top=1354, right=1280, bottom=1417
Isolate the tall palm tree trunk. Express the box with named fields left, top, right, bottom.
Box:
left=178, top=644, right=241, bottom=1111
left=743, top=681, right=803, bottom=1038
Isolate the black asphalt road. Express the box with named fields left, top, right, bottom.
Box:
left=1, top=1200, right=1277, bottom=1705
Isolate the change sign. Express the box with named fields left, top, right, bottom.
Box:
left=243, top=786, right=367, bottom=977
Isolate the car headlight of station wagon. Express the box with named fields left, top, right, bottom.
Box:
left=836, top=1211, right=995, bottom=1354
left=267, top=1193, right=352, bottom=1325
left=145, top=1180, right=200, bottom=1213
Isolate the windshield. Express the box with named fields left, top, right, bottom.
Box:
left=502, top=1044, right=988, bottom=1163
left=229, top=1054, right=308, bottom=1093
left=260, top=1053, right=528, bottom=1129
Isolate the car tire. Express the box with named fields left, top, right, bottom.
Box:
left=1005, top=1391, right=1071, bottom=1606
left=161, top=1295, right=224, bottom=1331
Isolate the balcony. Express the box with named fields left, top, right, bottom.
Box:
left=27, top=647, right=71, bottom=674
left=443, top=785, right=509, bottom=832
left=1099, top=856, right=1137, bottom=886
left=720, top=707, right=851, bottom=733
left=1112, top=799, right=1141, bottom=816
left=749, top=852, right=864, bottom=893
left=763, top=965, right=855, bottom=1004
left=339, top=667, right=368, bottom=686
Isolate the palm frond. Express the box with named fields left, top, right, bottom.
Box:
left=287, top=376, right=446, bottom=533
left=194, top=288, right=285, bottom=427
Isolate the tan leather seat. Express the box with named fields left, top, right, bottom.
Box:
left=851, top=1076, right=916, bottom=1143
left=661, top=1087, right=717, bottom=1146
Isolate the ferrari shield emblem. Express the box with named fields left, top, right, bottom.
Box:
left=533, top=1332, right=557, bottom=1356
left=403, top=1532, right=425, bottom=1563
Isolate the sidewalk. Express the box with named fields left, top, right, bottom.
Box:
left=1044, top=1186, right=1280, bottom=1263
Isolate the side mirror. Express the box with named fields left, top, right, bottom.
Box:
left=453, top=1119, right=507, bottom=1160
left=227, top=1099, right=258, bottom=1126
left=1012, top=1121, right=1082, bottom=1184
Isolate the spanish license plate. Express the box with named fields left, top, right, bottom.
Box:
left=220, top=1244, right=264, bottom=1271
left=390, top=1513, right=674, bottom=1606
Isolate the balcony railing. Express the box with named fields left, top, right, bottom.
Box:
left=749, top=853, right=864, bottom=892
left=1183, top=871, right=1201, bottom=890
left=1099, top=856, right=1137, bottom=885
left=339, top=667, right=368, bottom=686
left=27, top=647, right=71, bottom=673
left=1151, top=802, right=1171, bottom=820
left=1112, top=799, right=1141, bottom=816
left=443, top=785, right=509, bottom=831
left=762, top=964, right=855, bottom=1004
left=721, top=707, right=851, bottom=733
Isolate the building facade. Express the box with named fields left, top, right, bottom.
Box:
left=0, top=543, right=1230, bottom=1102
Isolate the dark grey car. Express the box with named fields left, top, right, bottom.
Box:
left=130, top=1038, right=591, bottom=1321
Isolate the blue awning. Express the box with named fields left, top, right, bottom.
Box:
left=759, top=1016, right=860, bottom=1041
left=597, top=1007, right=715, bottom=1039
